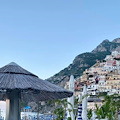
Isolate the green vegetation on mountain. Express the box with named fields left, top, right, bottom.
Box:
left=55, top=51, right=110, bottom=78
left=47, top=38, right=120, bottom=86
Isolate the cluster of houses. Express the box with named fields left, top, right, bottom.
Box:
left=65, top=51, right=120, bottom=110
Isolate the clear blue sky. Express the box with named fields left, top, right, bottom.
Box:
left=0, top=0, right=120, bottom=79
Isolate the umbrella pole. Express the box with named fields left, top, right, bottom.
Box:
left=6, top=99, right=10, bottom=120
left=6, top=90, right=21, bottom=120
left=37, top=102, right=39, bottom=120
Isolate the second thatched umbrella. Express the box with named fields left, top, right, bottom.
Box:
left=0, top=62, right=73, bottom=120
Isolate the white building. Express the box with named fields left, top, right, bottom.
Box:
left=105, top=55, right=112, bottom=60
left=87, top=83, right=98, bottom=95
left=112, top=51, right=119, bottom=57
left=107, top=89, right=120, bottom=95
left=102, top=60, right=117, bottom=72
left=98, top=79, right=106, bottom=92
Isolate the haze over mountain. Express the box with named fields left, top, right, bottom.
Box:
left=47, top=38, right=120, bottom=87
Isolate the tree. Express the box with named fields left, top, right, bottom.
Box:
left=54, top=99, right=73, bottom=120
left=87, top=109, right=92, bottom=120
left=95, top=94, right=120, bottom=120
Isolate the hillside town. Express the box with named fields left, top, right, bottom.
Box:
left=65, top=51, right=120, bottom=111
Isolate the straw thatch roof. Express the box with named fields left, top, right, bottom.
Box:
left=0, top=62, right=73, bottom=102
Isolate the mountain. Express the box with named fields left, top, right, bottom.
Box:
left=92, top=38, right=120, bottom=53
left=47, top=38, right=120, bottom=87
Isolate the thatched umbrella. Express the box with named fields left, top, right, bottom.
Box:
left=0, top=62, right=73, bottom=120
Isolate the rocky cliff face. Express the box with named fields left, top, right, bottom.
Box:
left=47, top=38, right=120, bottom=87
left=92, top=39, right=109, bottom=53
left=92, top=39, right=120, bottom=53
left=112, top=38, right=120, bottom=43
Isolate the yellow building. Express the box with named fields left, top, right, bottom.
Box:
left=64, top=81, right=69, bottom=89
left=74, top=90, right=82, bottom=98
left=106, top=79, right=120, bottom=89
left=108, top=75, right=120, bottom=80
left=87, top=98, right=103, bottom=110
left=80, top=74, right=88, bottom=82
left=87, top=67, right=108, bottom=75
left=104, top=84, right=112, bottom=90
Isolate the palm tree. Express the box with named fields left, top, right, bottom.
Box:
left=95, top=94, right=120, bottom=120
left=87, top=109, right=92, bottom=120
left=54, top=99, right=73, bottom=120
